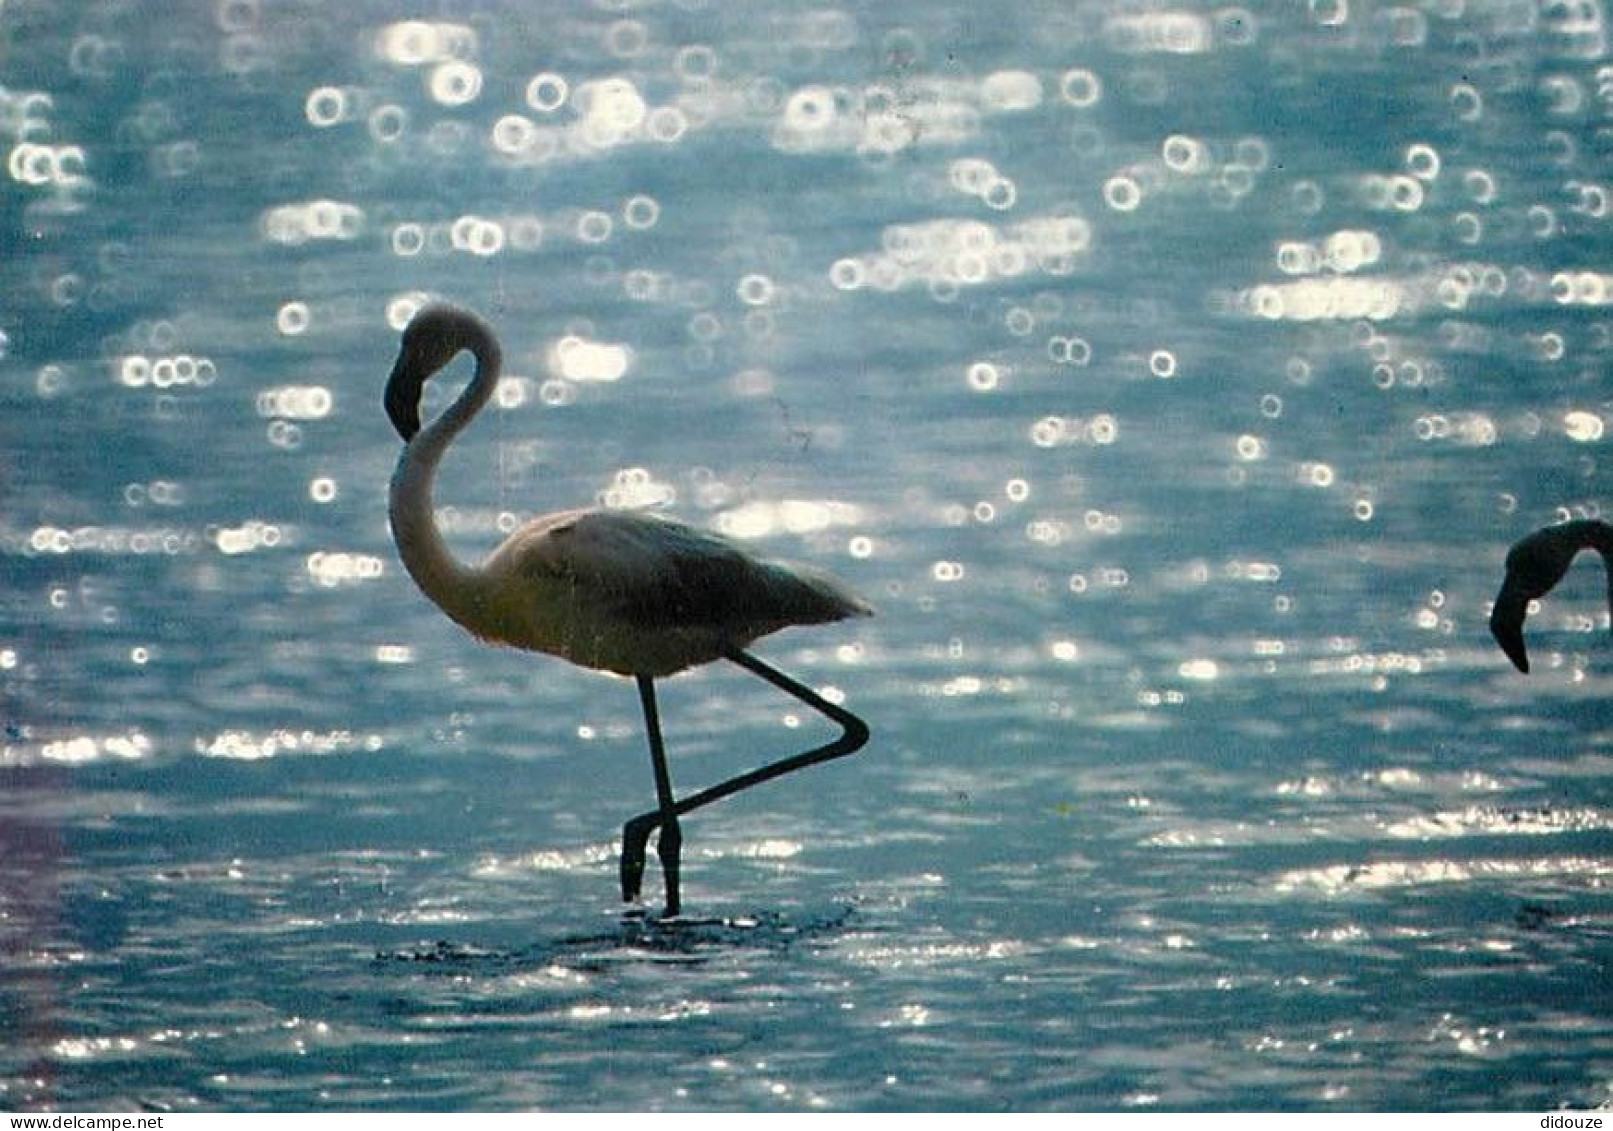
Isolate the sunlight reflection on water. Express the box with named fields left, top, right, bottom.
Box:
left=1, top=0, right=1610, bottom=1113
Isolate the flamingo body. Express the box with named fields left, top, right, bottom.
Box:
left=473, top=506, right=868, bottom=677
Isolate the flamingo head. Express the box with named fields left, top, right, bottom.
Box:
left=384, top=303, right=496, bottom=441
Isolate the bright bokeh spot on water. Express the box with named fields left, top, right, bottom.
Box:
left=549, top=336, right=630, bottom=383
left=1564, top=411, right=1604, bottom=441
left=576, top=77, right=648, bottom=144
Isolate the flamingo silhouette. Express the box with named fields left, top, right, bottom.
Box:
left=384, top=304, right=872, bottom=915
left=1489, top=519, right=1613, bottom=673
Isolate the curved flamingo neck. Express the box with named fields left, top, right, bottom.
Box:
left=1569, top=518, right=1613, bottom=559
left=1575, top=520, right=1613, bottom=624
left=1531, top=519, right=1613, bottom=628
left=388, top=326, right=503, bottom=635
left=1547, top=519, right=1613, bottom=587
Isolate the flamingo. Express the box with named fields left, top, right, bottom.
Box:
left=383, top=303, right=872, bottom=916
left=1489, top=518, right=1613, bottom=673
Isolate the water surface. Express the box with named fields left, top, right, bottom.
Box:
left=2, top=0, right=1610, bottom=1111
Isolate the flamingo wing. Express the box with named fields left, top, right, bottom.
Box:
left=507, top=509, right=867, bottom=635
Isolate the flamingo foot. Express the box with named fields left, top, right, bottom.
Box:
left=618, top=813, right=682, bottom=916
left=620, top=813, right=656, bottom=903
left=657, top=817, right=683, bottom=918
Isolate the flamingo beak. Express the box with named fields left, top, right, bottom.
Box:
left=384, top=352, right=423, bottom=441
left=1489, top=573, right=1532, bottom=674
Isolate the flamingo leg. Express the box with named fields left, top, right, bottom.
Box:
left=618, top=649, right=870, bottom=912
left=621, top=676, right=683, bottom=915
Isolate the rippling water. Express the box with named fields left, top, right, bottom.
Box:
left=2, top=0, right=1610, bottom=1112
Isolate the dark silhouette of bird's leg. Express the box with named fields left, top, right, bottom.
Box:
left=621, top=676, right=683, bottom=915
left=618, top=649, right=870, bottom=909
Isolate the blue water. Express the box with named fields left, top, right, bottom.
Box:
left=3, top=0, right=1610, bottom=1112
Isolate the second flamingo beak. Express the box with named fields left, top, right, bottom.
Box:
left=1489, top=574, right=1533, bottom=673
